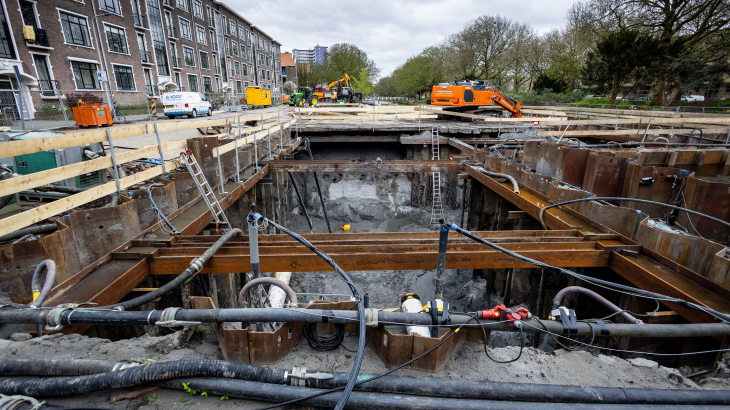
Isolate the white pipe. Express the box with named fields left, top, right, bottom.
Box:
left=267, top=271, right=292, bottom=308
left=402, top=296, right=430, bottom=337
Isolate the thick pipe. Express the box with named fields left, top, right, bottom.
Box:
left=237, top=277, right=298, bottom=308
left=305, top=138, right=332, bottom=233
left=157, top=378, right=724, bottom=410
left=106, top=228, right=242, bottom=310
left=288, top=171, right=314, bottom=233
left=553, top=286, right=641, bottom=324
left=402, top=295, right=430, bottom=338
left=3, top=308, right=730, bottom=338
left=0, top=224, right=57, bottom=243
left=29, top=259, right=56, bottom=337
left=4, top=359, right=730, bottom=406
left=476, top=167, right=519, bottom=194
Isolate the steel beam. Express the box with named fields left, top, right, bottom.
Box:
left=268, top=160, right=463, bottom=173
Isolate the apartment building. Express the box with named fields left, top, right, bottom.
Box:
left=281, top=51, right=296, bottom=86
left=292, top=45, right=326, bottom=65
left=0, top=0, right=282, bottom=118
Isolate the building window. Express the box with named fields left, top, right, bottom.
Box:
left=179, top=17, right=191, bottom=39
left=236, top=80, right=242, bottom=94
left=244, top=81, right=248, bottom=89
left=183, top=46, right=195, bottom=66
left=188, top=74, right=198, bottom=92
left=229, top=20, right=235, bottom=36
left=60, top=11, right=92, bottom=47
left=266, top=56, right=269, bottom=67
left=242, top=63, right=247, bottom=76
left=238, top=25, right=244, bottom=39
left=0, top=4, right=17, bottom=59
left=231, top=40, right=238, bottom=56
left=146, top=0, right=169, bottom=76
left=113, top=65, right=135, bottom=90
left=71, top=61, right=99, bottom=89
left=203, top=76, right=211, bottom=92
left=200, top=50, right=209, bottom=69
left=209, top=31, right=216, bottom=51
left=234, top=61, right=240, bottom=75
left=196, top=24, right=205, bottom=45
left=99, top=0, right=121, bottom=15
left=105, top=24, right=128, bottom=54
left=241, top=45, right=246, bottom=59
left=192, top=0, right=203, bottom=19
left=266, top=70, right=270, bottom=80
left=176, top=0, right=187, bottom=11
left=174, top=72, right=181, bottom=89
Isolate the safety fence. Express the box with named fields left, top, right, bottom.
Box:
left=0, top=111, right=295, bottom=236
left=520, top=98, right=730, bottom=114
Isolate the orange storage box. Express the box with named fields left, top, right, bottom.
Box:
left=72, top=102, right=113, bottom=127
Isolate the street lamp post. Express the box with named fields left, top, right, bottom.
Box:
left=91, top=9, right=116, bottom=112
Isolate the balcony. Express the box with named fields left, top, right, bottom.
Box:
left=166, top=26, right=176, bottom=38
left=171, top=57, right=180, bottom=69
left=208, top=17, right=215, bottom=27
left=38, top=79, right=59, bottom=97
left=133, top=14, right=147, bottom=29
left=214, top=66, right=220, bottom=75
left=27, top=27, right=49, bottom=47
left=141, top=51, right=152, bottom=64
left=211, top=41, right=217, bottom=52
left=162, top=0, right=172, bottom=8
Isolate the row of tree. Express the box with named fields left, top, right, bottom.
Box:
left=375, top=0, right=730, bottom=106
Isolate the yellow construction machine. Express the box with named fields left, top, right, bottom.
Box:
left=311, top=74, right=362, bottom=105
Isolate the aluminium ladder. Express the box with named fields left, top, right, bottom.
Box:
left=430, top=128, right=444, bottom=224
left=180, top=151, right=230, bottom=231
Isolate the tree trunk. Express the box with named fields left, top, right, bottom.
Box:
left=652, top=79, right=666, bottom=107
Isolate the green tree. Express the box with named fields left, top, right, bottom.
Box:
left=283, top=81, right=297, bottom=95
left=374, top=76, right=396, bottom=96
left=320, top=43, right=379, bottom=85
left=532, top=73, right=567, bottom=93
left=581, top=29, right=663, bottom=103
left=351, top=68, right=374, bottom=96
left=393, top=55, right=440, bottom=98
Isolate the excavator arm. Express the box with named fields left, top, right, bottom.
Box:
left=327, top=74, right=352, bottom=91
left=489, top=87, right=522, bottom=118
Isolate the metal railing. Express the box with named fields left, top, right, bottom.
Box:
left=162, top=0, right=172, bottom=6
left=531, top=100, right=730, bottom=114
left=32, top=28, right=49, bottom=47
left=211, top=41, right=217, bottom=52
left=167, top=26, right=176, bottom=38
left=37, top=80, right=59, bottom=97
left=214, top=65, right=220, bottom=75
left=141, top=51, right=152, bottom=64
left=133, top=14, right=147, bottom=29
left=146, top=85, right=158, bottom=96
left=171, top=57, right=180, bottom=68
left=208, top=17, right=215, bottom=27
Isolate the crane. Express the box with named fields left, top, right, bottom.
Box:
left=431, top=81, right=522, bottom=119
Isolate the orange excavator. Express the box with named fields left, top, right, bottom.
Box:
left=431, top=80, right=522, bottom=119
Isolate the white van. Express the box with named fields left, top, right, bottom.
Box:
left=162, top=92, right=212, bottom=119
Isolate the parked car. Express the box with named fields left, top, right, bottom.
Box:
left=162, top=92, right=213, bottom=119
left=636, top=96, right=651, bottom=101
left=681, top=95, right=705, bottom=102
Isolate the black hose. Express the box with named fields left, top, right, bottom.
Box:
left=157, top=378, right=723, bottom=410
left=106, top=228, right=242, bottom=310
left=30, top=259, right=57, bottom=337
left=537, top=197, right=730, bottom=231
left=4, top=359, right=730, bottom=405
left=0, top=194, right=12, bottom=210
left=448, top=223, right=730, bottom=323
left=254, top=214, right=363, bottom=410
left=147, top=184, right=178, bottom=235
left=0, top=224, right=57, bottom=243
left=304, top=138, right=331, bottom=233
left=0, top=359, right=137, bottom=377
left=0, top=360, right=286, bottom=397
left=303, top=322, right=345, bottom=351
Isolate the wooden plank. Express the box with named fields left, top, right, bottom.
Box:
left=0, top=140, right=187, bottom=198
left=0, top=161, right=180, bottom=237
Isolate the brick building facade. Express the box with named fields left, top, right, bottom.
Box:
left=0, top=0, right=282, bottom=118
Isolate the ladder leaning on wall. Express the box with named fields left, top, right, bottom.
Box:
left=430, top=127, right=444, bottom=225
left=180, top=150, right=231, bottom=232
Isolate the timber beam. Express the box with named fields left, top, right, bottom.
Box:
left=268, top=160, right=463, bottom=173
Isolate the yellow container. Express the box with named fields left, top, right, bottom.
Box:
left=246, top=87, right=271, bottom=108
left=341, top=224, right=351, bottom=231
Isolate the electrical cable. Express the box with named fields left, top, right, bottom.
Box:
left=303, top=322, right=345, bottom=351
left=447, top=223, right=730, bottom=324
left=537, top=197, right=730, bottom=231
left=254, top=314, right=480, bottom=410
left=250, top=215, right=364, bottom=410
left=475, top=316, right=524, bottom=363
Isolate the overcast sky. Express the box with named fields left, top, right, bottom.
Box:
left=228, top=0, right=576, bottom=78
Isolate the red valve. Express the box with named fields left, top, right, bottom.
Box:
left=477, top=305, right=531, bottom=324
